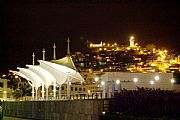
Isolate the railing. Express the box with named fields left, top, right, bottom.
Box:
left=30, top=92, right=108, bottom=101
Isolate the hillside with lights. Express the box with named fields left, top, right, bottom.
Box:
left=72, top=36, right=180, bottom=74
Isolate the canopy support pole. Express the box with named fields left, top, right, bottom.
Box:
left=53, top=81, right=56, bottom=99
left=32, top=86, right=34, bottom=100
left=67, top=74, right=71, bottom=100
left=35, top=87, right=38, bottom=100
left=42, top=83, right=45, bottom=100
left=59, top=84, right=61, bottom=100
left=46, top=87, right=48, bottom=100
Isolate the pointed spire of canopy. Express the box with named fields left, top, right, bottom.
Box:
left=67, top=37, right=70, bottom=56
left=32, top=52, right=35, bottom=65
left=51, top=37, right=77, bottom=71
left=42, top=48, right=45, bottom=60
left=53, top=43, right=56, bottom=60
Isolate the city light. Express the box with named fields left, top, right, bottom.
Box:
left=101, top=81, right=105, bottom=86
left=133, top=78, right=138, bottom=83
left=116, top=80, right=120, bottom=84
left=154, top=76, right=160, bottom=81
left=95, top=77, right=99, bottom=82
left=102, top=111, right=106, bottom=115
left=130, top=36, right=134, bottom=40
left=15, top=75, right=19, bottom=79
left=150, top=81, right=154, bottom=85
left=2, top=74, right=6, bottom=77
left=88, top=90, right=90, bottom=93
left=171, top=79, right=175, bottom=83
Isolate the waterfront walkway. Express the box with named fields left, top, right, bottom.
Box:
left=3, top=116, right=32, bottom=120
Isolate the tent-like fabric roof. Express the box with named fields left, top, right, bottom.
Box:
left=51, top=55, right=77, bottom=71
left=11, top=38, right=84, bottom=90
left=38, top=60, right=68, bottom=85
left=10, top=70, right=34, bottom=87
left=10, top=70, right=30, bottom=81
left=39, top=60, right=84, bottom=83
left=26, top=65, right=56, bottom=87
left=17, top=67, right=43, bottom=88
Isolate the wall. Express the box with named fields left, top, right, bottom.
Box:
left=3, top=100, right=105, bottom=120
left=101, top=72, right=174, bottom=90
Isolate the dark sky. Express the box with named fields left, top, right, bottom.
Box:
left=1, top=1, right=180, bottom=73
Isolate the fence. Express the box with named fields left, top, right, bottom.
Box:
left=2, top=99, right=108, bottom=120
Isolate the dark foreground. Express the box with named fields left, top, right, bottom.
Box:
left=101, top=88, right=180, bottom=120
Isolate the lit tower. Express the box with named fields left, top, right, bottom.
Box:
left=129, top=36, right=135, bottom=47
left=53, top=43, right=56, bottom=60
left=32, top=52, right=35, bottom=65
left=42, top=48, right=45, bottom=60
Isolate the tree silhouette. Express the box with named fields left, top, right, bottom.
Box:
left=12, top=81, right=31, bottom=100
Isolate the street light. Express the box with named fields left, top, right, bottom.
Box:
left=101, top=81, right=105, bottom=86
left=133, top=78, right=138, bottom=83
left=171, top=78, right=175, bottom=83
left=154, top=76, right=160, bottom=81
left=116, top=80, right=120, bottom=84
left=95, top=77, right=99, bottom=82
left=116, top=80, right=121, bottom=93
left=150, top=80, right=154, bottom=85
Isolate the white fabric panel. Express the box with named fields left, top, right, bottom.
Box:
left=39, top=60, right=84, bottom=83
left=17, top=67, right=43, bottom=88
left=10, top=70, right=34, bottom=87
left=26, top=65, right=55, bottom=87
left=10, top=70, right=30, bottom=80
left=38, top=60, right=68, bottom=85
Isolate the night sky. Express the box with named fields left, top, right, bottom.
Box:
left=1, top=1, right=180, bottom=73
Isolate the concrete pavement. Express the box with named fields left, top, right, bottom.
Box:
left=3, top=116, right=32, bottom=120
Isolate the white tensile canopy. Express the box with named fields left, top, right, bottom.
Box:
left=17, top=67, right=44, bottom=100
left=11, top=56, right=84, bottom=100
left=40, top=59, right=84, bottom=83
left=26, top=65, right=55, bottom=87
left=11, top=38, right=84, bottom=100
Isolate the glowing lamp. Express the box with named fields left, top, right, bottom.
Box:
left=116, top=80, right=120, bottom=84
left=88, top=90, right=90, bottom=93
left=171, top=79, right=175, bottom=83
left=150, top=81, right=154, bottom=85
left=102, top=111, right=106, bottom=115
left=154, top=76, right=160, bottom=81
left=130, top=36, right=134, bottom=40
left=15, top=75, right=19, bottom=79
left=101, top=81, right=105, bottom=86
left=133, top=78, right=138, bottom=83
left=95, top=77, right=99, bottom=82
